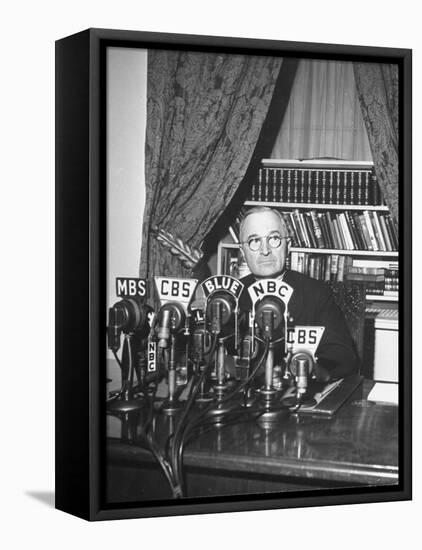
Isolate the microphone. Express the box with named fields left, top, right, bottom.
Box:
left=192, top=328, right=205, bottom=363
left=206, top=292, right=235, bottom=335
left=255, top=296, right=285, bottom=341
left=106, top=298, right=151, bottom=414
left=156, top=302, right=186, bottom=348
left=107, top=298, right=149, bottom=352
left=288, top=351, right=315, bottom=398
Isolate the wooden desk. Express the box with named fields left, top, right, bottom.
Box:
left=106, top=380, right=398, bottom=503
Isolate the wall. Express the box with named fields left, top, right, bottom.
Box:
left=107, top=47, right=147, bottom=361
left=107, top=47, right=147, bottom=311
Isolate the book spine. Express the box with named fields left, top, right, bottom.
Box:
left=337, top=255, right=346, bottom=282
left=258, top=167, right=262, bottom=201
left=379, top=214, right=392, bottom=251
left=338, top=171, right=343, bottom=205
left=298, top=212, right=311, bottom=247
left=293, top=210, right=306, bottom=247
left=335, top=171, right=341, bottom=204
left=285, top=213, right=298, bottom=246
left=364, top=171, right=369, bottom=205
left=372, top=211, right=387, bottom=251
left=286, top=170, right=292, bottom=202
left=310, top=210, right=325, bottom=248
left=351, top=212, right=366, bottom=250
left=339, top=213, right=354, bottom=250
left=299, top=170, right=305, bottom=203
left=280, top=169, right=286, bottom=202
left=305, top=213, right=314, bottom=248
left=264, top=168, right=269, bottom=202
left=303, top=252, right=309, bottom=273
left=385, top=214, right=399, bottom=250
left=383, top=214, right=395, bottom=251
left=358, top=214, right=373, bottom=250
left=270, top=169, right=276, bottom=202
left=318, top=213, right=331, bottom=248
left=315, top=170, right=320, bottom=203
left=288, top=212, right=300, bottom=246
left=292, top=170, right=298, bottom=202
left=350, top=171, right=356, bottom=205
left=297, top=252, right=304, bottom=273
left=306, top=170, right=312, bottom=203
left=309, top=256, right=315, bottom=279
left=327, top=212, right=339, bottom=248
left=345, top=211, right=359, bottom=249
left=324, top=254, right=332, bottom=282
left=321, top=171, right=327, bottom=204
left=343, top=171, right=348, bottom=205
left=333, top=217, right=345, bottom=250
left=363, top=210, right=379, bottom=251
left=328, top=171, right=334, bottom=205
left=331, top=254, right=339, bottom=282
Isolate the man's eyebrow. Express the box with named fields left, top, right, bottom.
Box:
left=247, top=231, right=283, bottom=238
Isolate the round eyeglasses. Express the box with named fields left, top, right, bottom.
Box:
left=241, top=234, right=288, bottom=252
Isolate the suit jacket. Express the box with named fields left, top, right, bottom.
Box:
left=239, top=270, right=359, bottom=380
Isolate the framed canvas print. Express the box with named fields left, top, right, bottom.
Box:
left=55, top=28, right=412, bottom=521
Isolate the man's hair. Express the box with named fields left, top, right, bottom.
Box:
left=239, top=206, right=290, bottom=242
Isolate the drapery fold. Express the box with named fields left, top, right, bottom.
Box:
left=353, top=63, right=399, bottom=223
left=140, top=50, right=284, bottom=289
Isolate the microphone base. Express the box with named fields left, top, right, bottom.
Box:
left=256, top=387, right=290, bottom=425
left=205, top=402, right=234, bottom=425
left=256, top=405, right=290, bottom=427
left=107, top=397, right=145, bottom=414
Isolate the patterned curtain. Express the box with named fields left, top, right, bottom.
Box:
left=353, top=63, right=399, bottom=223
left=140, top=49, right=284, bottom=294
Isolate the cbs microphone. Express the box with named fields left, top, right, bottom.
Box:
left=287, top=351, right=315, bottom=399
left=156, top=302, right=186, bottom=347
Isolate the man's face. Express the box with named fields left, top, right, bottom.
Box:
left=240, top=211, right=289, bottom=279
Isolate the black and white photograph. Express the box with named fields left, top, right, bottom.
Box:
left=5, top=0, right=421, bottom=546
left=102, top=36, right=409, bottom=510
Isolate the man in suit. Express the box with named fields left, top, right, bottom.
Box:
left=238, top=206, right=358, bottom=381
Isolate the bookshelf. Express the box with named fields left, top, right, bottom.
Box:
left=217, top=159, right=399, bottom=303
left=245, top=201, right=390, bottom=212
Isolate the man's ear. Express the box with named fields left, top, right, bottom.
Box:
left=286, top=238, right=291, bottom=257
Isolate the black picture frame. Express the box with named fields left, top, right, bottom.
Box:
left=55, top=28, right=412, bottom=521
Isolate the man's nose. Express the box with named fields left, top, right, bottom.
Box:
left=260, top=238, right=271, bottom=255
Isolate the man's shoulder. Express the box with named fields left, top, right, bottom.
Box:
left=240, top=270, right=331, bottom=299
left=285, top=270, right=331, bottom=296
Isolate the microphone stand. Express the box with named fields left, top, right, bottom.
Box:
left=162, top=334, right=182, bottom=415
left=108, top=333, right=145, bottom=414
left=256, top=310, right=290, bottom=426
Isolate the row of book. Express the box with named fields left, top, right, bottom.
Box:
left=289, top=252, right=350, bottom=282
left=346, top=265, right=399, bottom=296
left=221, top=248, right=398, bottom=298
left=283, top=209, right=398, bottom=252
left=289, top=253, right=399, bottom=296
left=249, top=167, right=384, bottom=206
